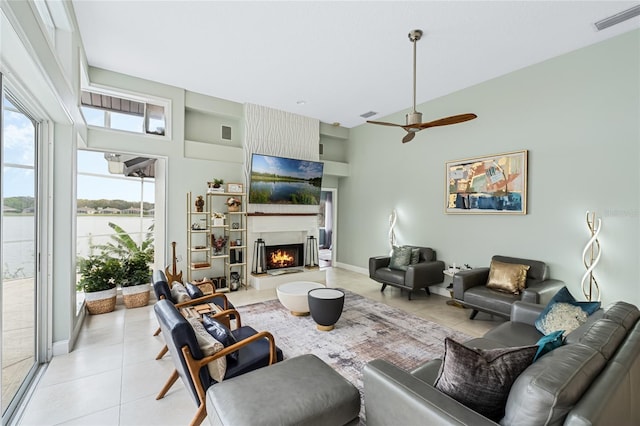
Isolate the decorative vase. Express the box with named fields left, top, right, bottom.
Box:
left=122, top=283, right=150, bottom=308
left=85, top=287, right=117, bottom=314
left=195, top=195, right=205, bottom=212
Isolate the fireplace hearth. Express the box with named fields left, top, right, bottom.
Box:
left=265, top=243, right=304, bottom=272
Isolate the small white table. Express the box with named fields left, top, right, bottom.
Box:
left=276, top=281, right=325, bottom=316
left=443, top=268, right=465, bottom=308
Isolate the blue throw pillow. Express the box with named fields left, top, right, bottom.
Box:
left=533, top=330, right=564, bottom=361
left=535, top=286, right=601, bottom=335
left=202, top=315, right=239, bottom=362
left=185, top=282, right=204, bottom=299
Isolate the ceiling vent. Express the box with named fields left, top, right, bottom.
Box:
left=360, top=111, right=378, bottom=119
left=594, top=5, right=640, bottom=31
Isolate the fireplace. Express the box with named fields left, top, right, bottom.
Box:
left=265, top=243, right=304, bottom=272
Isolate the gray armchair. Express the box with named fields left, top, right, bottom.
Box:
left=369, top=246, right=445, bottom=300
left=453, top=255, right=565, bottom=320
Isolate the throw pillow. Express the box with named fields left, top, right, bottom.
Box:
left=202, top=315, right=239, bottom=362
left=486, top=260, right=530, bottom=294
left=533, top=329, right=564, bottom=361
left=535, top=286, right=601, bottom=336
left=389, top=245, right=412, bottom=271
left=170, top=282, right=191, bottom=303
left=185, top=282, right=204, bottom=299
left=434, top=337, right=537, bottom=422
left=535, top=302, right=588, bottom=336
left=410, top=248, right=421, bottom=265
left=187, top=317, right=227, bottom=382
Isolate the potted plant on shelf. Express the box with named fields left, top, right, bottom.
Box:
left=226, top=196, right=242, bottom=212
left=208, top=179, right=224, bottom=193
left=77, top=254, right=122, bottom=314
left=121, top=251, right=152, bottom=308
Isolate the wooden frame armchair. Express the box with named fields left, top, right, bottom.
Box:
left=152, top=270, right=234, bottom=360
left=154, top=299, right=283, bottom=426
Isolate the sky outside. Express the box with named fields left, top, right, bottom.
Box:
left=3, top=97, right=154, bottom=203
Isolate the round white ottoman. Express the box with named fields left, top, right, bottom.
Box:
left=276, top=281, right=325, bottom=316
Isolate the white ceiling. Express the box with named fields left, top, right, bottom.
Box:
left=71, top=1, right=640, bottom=129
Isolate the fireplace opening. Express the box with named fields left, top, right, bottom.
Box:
left=265, top=243, right=304, bottom=272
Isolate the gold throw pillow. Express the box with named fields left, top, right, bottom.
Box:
left=486, top=260, right=530, bottom=294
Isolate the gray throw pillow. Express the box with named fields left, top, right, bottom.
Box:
left=389, top=246, right=412, bottom=271
left=410, top=248, right=421, bottom=265
left=434, top=338, right=537, bottom=422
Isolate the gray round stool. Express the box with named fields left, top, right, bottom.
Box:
left=308, top=288, right=345, bottom=331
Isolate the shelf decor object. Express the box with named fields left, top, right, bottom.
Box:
left=581, top=211, right=601, bottom=301
left=445, top=150, right=527, bottom=214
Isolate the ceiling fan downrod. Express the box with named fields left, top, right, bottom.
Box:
left=406, top=29, right=423, bottom=129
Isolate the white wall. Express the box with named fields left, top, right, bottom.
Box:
left=339, top=30, right=640, bottom=307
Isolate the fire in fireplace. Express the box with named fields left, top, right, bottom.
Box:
left=265, top=243, right=304, bottom=271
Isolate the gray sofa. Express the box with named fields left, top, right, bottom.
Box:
left=453, top=255, right=565, bottom=319
left=363, top=300, right=640, bottom=425
left=369, top=246, right=445, bottom=300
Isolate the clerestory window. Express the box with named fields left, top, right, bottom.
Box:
left=80, top=90, right=168, bottom=137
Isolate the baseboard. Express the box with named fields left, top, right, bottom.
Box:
left=334, top=262, right=452, bottom=299
left=334, top=262, right=367, bottom=275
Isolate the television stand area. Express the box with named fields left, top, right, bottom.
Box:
left=250, top=268, right=326, bottom=290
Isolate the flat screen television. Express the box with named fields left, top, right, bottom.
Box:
left=249, top=153, right=324, bottom=205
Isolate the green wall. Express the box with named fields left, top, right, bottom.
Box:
left=339, top=29, right=640, bottom=307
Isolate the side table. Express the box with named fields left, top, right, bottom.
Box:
left=443, top=269, right=465, bottom=309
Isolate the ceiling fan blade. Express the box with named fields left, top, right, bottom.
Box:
left=366, top=120, right=406, bottom=128
left=418, top=113, right=478, bottom=129
left=402, top=131, right=416, bottom=143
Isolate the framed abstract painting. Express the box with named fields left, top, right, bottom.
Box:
left=445, top=150, right=528, bottom=214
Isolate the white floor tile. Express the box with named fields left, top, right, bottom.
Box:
left=17, top=267, right=503, bottom=425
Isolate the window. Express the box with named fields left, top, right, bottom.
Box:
left=80, top=90, right=168, bottom=137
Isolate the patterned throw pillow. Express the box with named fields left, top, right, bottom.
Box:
left=170, top=282, right=191, bottom=303
left=410, top=248, right=421, bottom=265
left=188, top=317, right=227, bottom=382
left=535, top=286, right=601, bottom=336
left=486, top=260, right=530, bottom=294
left=434, top=338, right=537, bottom=422
left=389, top=246, right=412, bottom=271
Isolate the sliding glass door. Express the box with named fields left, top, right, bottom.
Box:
left=1, top=83, right=40, bottom=418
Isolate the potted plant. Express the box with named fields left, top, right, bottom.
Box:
left=77, top=254, right=122, bottom=314
left=121, top=251, right=152, bottom=308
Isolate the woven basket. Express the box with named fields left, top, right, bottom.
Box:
left=228, top=204, right=240, bottom=212
left=85, top=288, right=117, bottom=315
left=122, top=284, right=150, bottom=309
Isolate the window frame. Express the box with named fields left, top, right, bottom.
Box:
left=80, top=85, right=172, bottom=140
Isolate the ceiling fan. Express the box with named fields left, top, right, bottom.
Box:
left=367, top=29, right=477, bottom=143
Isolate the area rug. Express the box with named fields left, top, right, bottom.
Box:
left=238, top=289, right=472, bottom=421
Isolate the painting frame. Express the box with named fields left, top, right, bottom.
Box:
left=445, top=150, right=528, bottom=215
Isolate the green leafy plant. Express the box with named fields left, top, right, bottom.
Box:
left=92, top=222, right=154, bottom=264
left=76, top=255, right=123, bottom=293
left=121, top=251, right=151, bottom=287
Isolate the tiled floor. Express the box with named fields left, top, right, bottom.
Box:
left=16, top=267, right=503, bottom=425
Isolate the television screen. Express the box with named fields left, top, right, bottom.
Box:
left=249, top=153, right=324, bottom=205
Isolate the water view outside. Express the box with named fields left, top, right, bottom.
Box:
left=2, top=215, right=154, bottom=281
